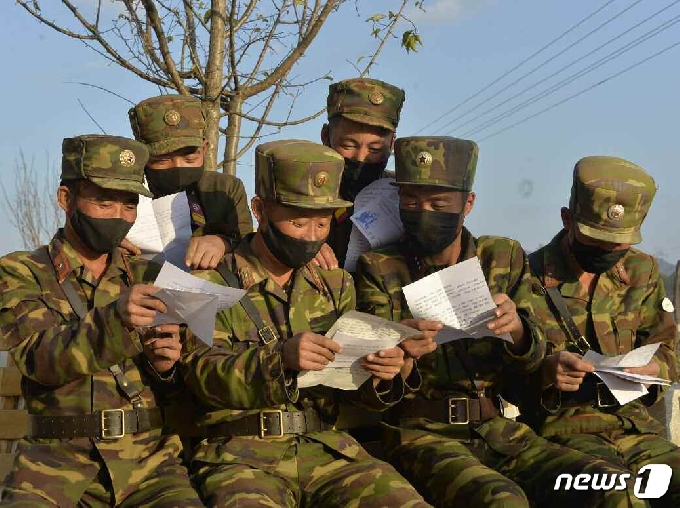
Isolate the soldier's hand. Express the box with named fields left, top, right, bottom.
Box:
left=363, top=347, right=405, bottom=382
left=624, top=360, right=660, bottom=387
left=542, top=351, right=595, bottom=391
left=487, top=294, right=526, bottom=344
left=282, top=332, right=342, bottom=371
left=143, top=324, right=182, bottom=373
left=311, top=243, right=339, bottom=271
left=399, top=319, right=441, bottom=359
left=117, top=284, right=167, bottom=328
left=119, top=238, right=142, bottom=257
left=185, top=235, right=228, bottom=270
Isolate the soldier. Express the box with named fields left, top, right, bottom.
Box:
left=512, top=156, right=680, bottom=505
left=127, top=94, right=253, bottom=270
left=317, top=77, right=405, bottom=269
left=355, top=137, right=645, bottom=507
left=181, top=139, right=430, bottom=507
left=0, top=135, right=202, bottom=506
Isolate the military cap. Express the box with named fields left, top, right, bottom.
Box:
left=129, top=94, right=205, bottom=156
left=394, top=136, right=478, bottom=191
left=569, top=156, right=656, bottom=245
left=255, top=140, right=352, bottom=210
left=61, top=135, right=152, bottom=198
left=327, top=78, right=405, bottom=131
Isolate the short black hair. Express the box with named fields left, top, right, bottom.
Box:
left=60, top=179, right=83, bottom=195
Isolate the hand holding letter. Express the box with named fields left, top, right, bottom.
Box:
left=117, top=285, right=167, bottom=328
left=282, top=332, right=342, bottom=371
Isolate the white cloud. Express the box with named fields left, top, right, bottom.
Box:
left=409, top=0, right=495, bottom=25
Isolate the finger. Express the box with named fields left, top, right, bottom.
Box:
left=301, top=350, right=334, bottom=366
left=136, top=295, right=168, bottom=314
left=147, top=348, right=181, bottom=360
left=310, top=336, right=342, bottom=354
left=133, top=284, right=163, bottom=296
left=492, top=293, right=510, bottom=306
left=487, top=311, right=514, bottom=331
left=300, top=359, right=328, bottom=371
left=557, top=381, right=582, bottom=392
left=152, top=324, right=180, bottom=335
left=362, top=363, right=401, bottom=375
left=145, top=337, right=181, bottom=349
left=127, top=303, right=158, bottom=319
left=303, top=342, right=337, bottom=362
left=376, top=347, right=404, bottom=358
left=120, top=239, right=142, bottom=256
left=204, top=252, right=221, bottom=270
left=190, top=244, right=210, bottom=270
left=363, top=355, right=405, bottom=367
left=185, top=238, right=199, bottom=267
left=564, top=357, right=595, bottom=373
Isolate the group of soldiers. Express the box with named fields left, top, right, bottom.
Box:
left=0, top=77, right=677, bottom=507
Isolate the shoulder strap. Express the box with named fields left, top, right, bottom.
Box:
left=41, top=246, right=144, bottom=406
left=528, top=251, right=591, bottom=354
left=215, top=259, right=278, bottom=346
left=400, top=243, right=479, bottom=391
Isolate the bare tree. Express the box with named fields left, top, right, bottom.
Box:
left=17, top=0, right=424, bottom=174
left=1, top=152, right=63, bottom=250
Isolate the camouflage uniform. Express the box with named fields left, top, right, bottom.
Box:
left=130, top=94, right=253, bottom=241
left=182, top=140, right=430, bottom=507
left=355, top=137, right=645, bottom=508
left=512, top=157, right=680, bottom=505
left=325, top=78, right=405, bottom=267
left=0, top=136, right=201, bottom=507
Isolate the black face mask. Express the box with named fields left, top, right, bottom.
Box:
left=570, top=237, right=628, bottom=274
left=70, top=208, right=134, bottom=255
left=339, top=158, right=389, bottom=202
left=261, top=220, right=325, bottom=269
left=145, top=166, right=204, bottom=197
left=400, top=209, right=463, bottom=257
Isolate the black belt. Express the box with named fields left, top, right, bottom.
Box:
left=394, top=395, right=500, bottom=425
left=560, top=378, right=619, bottom=409
left=205, top=409, right=333, bottom=439
left=28, top=408, right=164, bottom=440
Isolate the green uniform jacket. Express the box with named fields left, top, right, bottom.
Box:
left=183, top=235, right=406, bottom=470
left=0, top=231, right=182, bottom=504
left=513, top=230, right=678, bottom=437
left=189, top=171, right=253, bottom=239
left=355, top=229, right=546, bottom=452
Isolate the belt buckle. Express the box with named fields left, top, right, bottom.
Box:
left=596, top=382, right=617, bottom=408
left=259, top=410, right=284, bottom=438
left=258, top=326, right=277, bottom=345
left=447, top=397, right=470, bottom=425
left=100, top=409, right=125, bottom=440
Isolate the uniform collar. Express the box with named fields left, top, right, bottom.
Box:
left=47, top=229, right=132, bottom=284
left=233, top=234, right=325, bottom=295
left=540, top=229, right=630, bottom=288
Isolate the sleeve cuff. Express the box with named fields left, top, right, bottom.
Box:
left=503, top=316, right=545, bottom=371
left=403, top=361, right=422, bottom=394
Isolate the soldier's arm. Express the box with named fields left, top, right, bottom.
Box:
left=180, top=269, right=296, bottom=409
left=501, top=241, right=547, bottom=374
left=355, top=253, right=394, bottom=320
left=0, top=258, right=144, bottom=386
left=209, top=174, right=253, bottom=239
left=635, top=260, right=677, bottom=405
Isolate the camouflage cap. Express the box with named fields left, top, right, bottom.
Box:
left=569, top=156, right=656, bottom=245
left=61, top=135, right=152, bottom=198
left=255, top=140, right=352, bottom=210
left=128, top=94, right=205, bottom=156
left=327, top=78, right=405, bottom=131
left=394, top=136, right=478, bottom=191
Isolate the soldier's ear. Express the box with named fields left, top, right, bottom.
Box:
left=560, top=207, right=572, bottom=230
left=320, top=124, right=330, bottom=147
left=251, top=196, right=266, bottom=225
left=57, top=185, right=73, bottom=215
left=463, top=192, right=476, bottom=216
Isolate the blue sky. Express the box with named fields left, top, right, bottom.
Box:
left=2, top=0, right=679, bottom=264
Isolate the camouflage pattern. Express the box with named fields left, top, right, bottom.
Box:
left=182, top=237, right=428, bottom=506
left=255, top=139, right=352, bottom=210
left=569, top=156, right=657, bottom=245
left=189, top=171, right=254, bottom=239
left=355, top=229, right=644, bottom=507
left=327, top=77, right=405, bottom=131
left=61, top=135, right=152, bottom=198
left=0, top=231, right=201, bottom=506
left=394, top=136, right=478, bottom=191
left=511, top=231, right=680, bottom=504
left=129, top=95, right=205, bottom=156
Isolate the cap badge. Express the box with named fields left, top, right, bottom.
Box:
left=416, top=151, right=433, bottom=167
left=368, top=91, right=385, bottom=105
left=314, top=171, right=329, bottom=188
left=119, top=149, right=136, bottom=167
left=662, top=297, right=675, bottom=313
left=164, top=110, right=181, bottom=126
left=607, top=204, right=625, bottom=221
